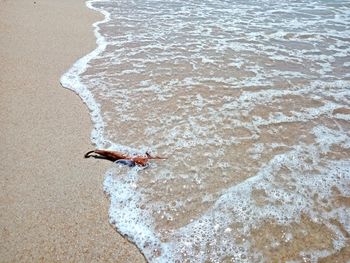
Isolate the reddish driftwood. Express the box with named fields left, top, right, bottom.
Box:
left=84, top=149, right=167, bottom=167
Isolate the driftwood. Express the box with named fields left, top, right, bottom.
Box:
left=84, top=149, right=167, bottom=167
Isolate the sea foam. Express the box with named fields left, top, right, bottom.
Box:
left=61, top=0, right=350, bottom=262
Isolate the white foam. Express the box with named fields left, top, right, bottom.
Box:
left=104, top=166, right=162, bottom=261
left=61, top=0, right=350, bottom=261
left=60, top=0, right=111, bottom=148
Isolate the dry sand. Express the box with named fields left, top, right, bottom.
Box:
left=0, top=0, right=145, bottom=261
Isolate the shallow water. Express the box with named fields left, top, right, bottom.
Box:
left=61, top=0, right=350, bottom=262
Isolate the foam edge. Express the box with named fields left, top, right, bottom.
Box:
left=60, top=0, right=111, bottom=148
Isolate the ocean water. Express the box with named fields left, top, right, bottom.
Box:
left=61, top=0, right=350, bottom=262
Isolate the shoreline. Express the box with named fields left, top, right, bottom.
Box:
left=60, top=0, right=110, bottom=149
left=0, top=0, right=144, bottom=261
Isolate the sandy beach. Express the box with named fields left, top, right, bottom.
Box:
left=0, top=0, right=144, bottom=261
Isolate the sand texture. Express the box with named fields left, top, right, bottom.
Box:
left=0, top=0, right=145, bottom=261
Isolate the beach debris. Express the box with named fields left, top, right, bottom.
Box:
left=84, top=149, right=167, bottom=167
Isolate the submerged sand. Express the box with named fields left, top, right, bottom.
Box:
left=0, top=0, right=144, bottom=261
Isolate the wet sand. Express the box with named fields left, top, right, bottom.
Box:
left=0, top=0, right=144, bottom=261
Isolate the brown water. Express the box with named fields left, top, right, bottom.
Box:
left=61, top=0, right=350, bottom=261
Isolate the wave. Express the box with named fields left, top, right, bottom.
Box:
left=61, top=0, right=350, bottom=262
